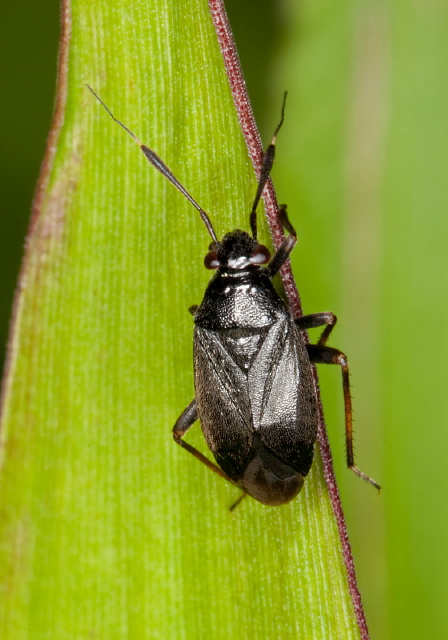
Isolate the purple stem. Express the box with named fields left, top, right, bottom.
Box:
left=208, top=1, right=370, bottom=638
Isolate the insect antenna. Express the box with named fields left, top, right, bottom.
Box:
left=87, top=85, right=219, bottom=244
left=249, top=91, right=287, bottom=241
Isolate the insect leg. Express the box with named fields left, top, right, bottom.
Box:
left=295, top=312, right=337, bottom=346
left=173, top=400, right=231, bottom=482
left=229, top=493, right=247, bottom=512
left=306, top=344, right=380, bottom=491
left=267, top=205, right=298, bottom=277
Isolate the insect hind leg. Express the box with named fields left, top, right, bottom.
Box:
left=306, top=344, right=380, bottom=491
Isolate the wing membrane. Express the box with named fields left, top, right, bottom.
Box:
left=249, top=318, right=318, bottom=473
left=194, top=326, right=252, bottom=480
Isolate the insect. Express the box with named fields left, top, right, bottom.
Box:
left=88, top=86, right=380, bottom=506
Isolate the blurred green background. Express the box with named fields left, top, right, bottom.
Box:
left=1, top=1, right=447, bottom=638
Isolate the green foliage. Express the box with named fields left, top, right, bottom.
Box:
left=269, top=2, right=448, bottom=639
left=0, top=1, right=366, bottom=639
left=3, top=0, right=448, bottom=638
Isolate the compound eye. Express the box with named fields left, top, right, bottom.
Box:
left=250, top=244, right=271, bottom=265
left=204, top=251, right=220, bottom=269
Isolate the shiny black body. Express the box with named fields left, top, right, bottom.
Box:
left=192, top=233, right=317, bottom=506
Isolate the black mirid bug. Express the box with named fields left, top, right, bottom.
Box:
left=88, top=86, right=380, bottom=507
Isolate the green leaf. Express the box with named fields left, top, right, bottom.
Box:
left=0, top=1, right=368, bottom=638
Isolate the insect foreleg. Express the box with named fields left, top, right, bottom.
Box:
left=267, top=205, right=298, bottom=277
left=306, top=344, right=380, bottom=491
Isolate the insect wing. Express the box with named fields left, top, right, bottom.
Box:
left=248, top=317, right=317, bottom=476
left=194, top=326, right=253, bottom=481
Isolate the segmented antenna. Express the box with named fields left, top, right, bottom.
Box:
left=87, top=85, right=219, bottom=244
left=250, top=91, right=287, bottom=241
